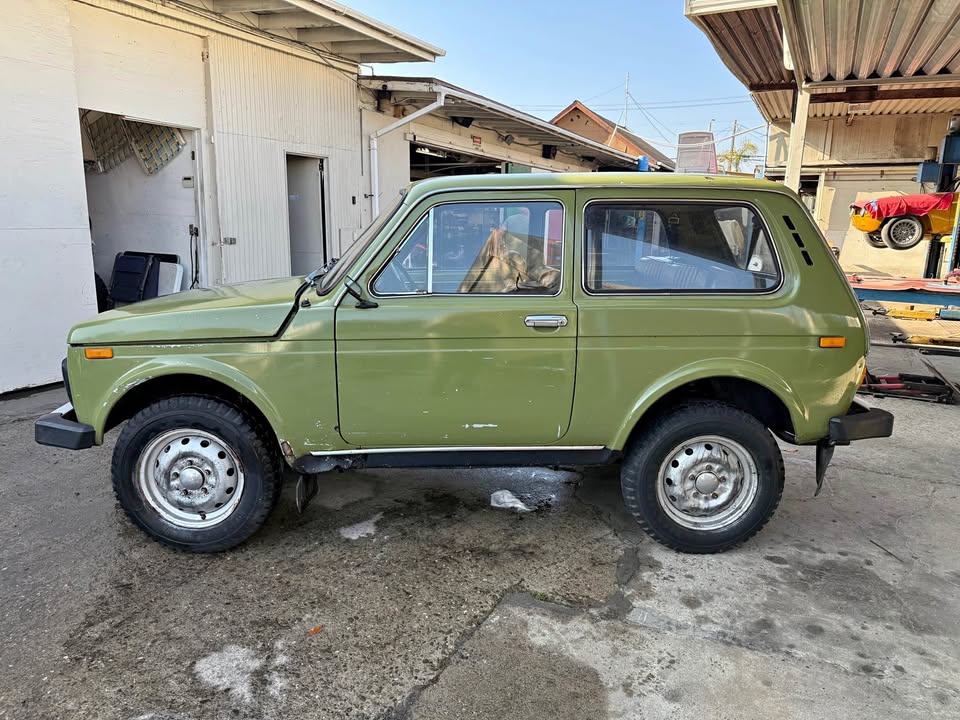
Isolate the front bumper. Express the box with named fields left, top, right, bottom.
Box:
left=35, top=403, right=95, bottom=450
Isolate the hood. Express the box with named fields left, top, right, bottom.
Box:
left=69, top=277, right=305, bottom=345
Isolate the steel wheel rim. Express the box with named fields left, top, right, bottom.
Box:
left=889, top=219, right=919, bottom=246
left=656, top=435, right=759, bottom=531
left=135, top=428, right=245, bottom=529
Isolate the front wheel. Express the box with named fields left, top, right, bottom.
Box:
left=621, top=401, right=784, bottom=553
left=112, top=395, right=282, bottom=552
left=881, top=215, right=924, bottom=249
left=864, top=232, right=886, bottom=249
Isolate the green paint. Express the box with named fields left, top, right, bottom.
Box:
left=66, top=174, right=867, bottom=461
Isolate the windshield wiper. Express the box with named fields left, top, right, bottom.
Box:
left=305, top=257, right=340, bottom=286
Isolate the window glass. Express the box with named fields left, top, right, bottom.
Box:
left=584, top=202, right=779, bottom=293
left=374, top=201, right=563, bottom=295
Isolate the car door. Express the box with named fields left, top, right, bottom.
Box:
left=335, top=190, right=577, bottom=447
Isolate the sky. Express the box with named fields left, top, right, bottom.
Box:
left=345, top=0, right=768, bottom=166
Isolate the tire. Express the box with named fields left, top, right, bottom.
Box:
left=864, top=232, right=886, bottom=249
left=881, top=215, right=924, bottom=250
left=620, top=401, right=784, bottom=554
left=112, top=395, right=282, bottom=552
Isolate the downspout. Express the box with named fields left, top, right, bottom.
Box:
left=370, top=91, right=447, bottom=216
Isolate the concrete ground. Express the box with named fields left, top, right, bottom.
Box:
left=1, top=346, right=958, bottom=719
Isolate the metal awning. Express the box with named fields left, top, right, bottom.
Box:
left=177, top=0, right=444, bottom=63
left=360, top=77, right=648, bottom=170
left=686, top=0, right=960, bottom=121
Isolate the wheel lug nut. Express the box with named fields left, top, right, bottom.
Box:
left=712, top=493, right=719, bottom=499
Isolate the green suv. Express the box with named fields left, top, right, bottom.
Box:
left=36, top=174, right=892, bottom=553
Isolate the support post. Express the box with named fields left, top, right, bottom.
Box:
left=784, top=89, right=810, bottom=192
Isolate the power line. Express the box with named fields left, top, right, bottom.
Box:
left=638, top=122, right=769, bottom=149
left=627, top=92, right=675, bottom=143
left=513, top=96, right=754, bottom=111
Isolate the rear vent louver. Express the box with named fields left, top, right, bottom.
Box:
left=783, top=216, right=813, bottom=266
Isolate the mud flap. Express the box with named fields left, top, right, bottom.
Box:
left=815, top=440, right=835, bottom=496
left=295, top=474, right=319, bottom=513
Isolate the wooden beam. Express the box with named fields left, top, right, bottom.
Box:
left=256, top=12, right=336, bottom=29
left=326, top=39, right=390, bottom=53
left=212, top=0, right=291, bottom=12
left=338, top=52, right=412, bottom=63
left=809, top=87, right=960, bottom=103
left=297, top=26, right=367, bottom=43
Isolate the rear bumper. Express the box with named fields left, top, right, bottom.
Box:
left=35, top=403, right=95, bottom=450
left=828, top=399, right=895, bottom=445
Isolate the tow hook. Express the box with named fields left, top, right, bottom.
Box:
left=295, top=474, right=319, bottom=513
left=815, top=440, right=835, bottom=496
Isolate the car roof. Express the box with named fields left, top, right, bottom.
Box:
left=403, top=172, right=793, bottom=204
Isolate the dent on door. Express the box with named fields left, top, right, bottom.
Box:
left=334, top=192, right=578, bottom=447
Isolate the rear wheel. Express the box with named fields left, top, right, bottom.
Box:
left=881, top=215, right=924, bottom=249
left=112, top=395, right=281, bottom=552
left=621, top=401, right=784, bottom=553
left=864, top=232, right=886, bottom=249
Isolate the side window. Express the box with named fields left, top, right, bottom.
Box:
left=373, top=200, right=564, bottom=295
left=584, top=202, right=780, bottom=293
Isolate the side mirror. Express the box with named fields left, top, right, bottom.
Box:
left=343, top=275, right=378, bottom=309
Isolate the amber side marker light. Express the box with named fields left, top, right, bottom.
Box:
left=84, top=347, right=114, bottom=359
left=818, top=337, right=846, bottom=349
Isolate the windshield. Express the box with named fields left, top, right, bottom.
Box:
left=315, top=192, right=407, bottom=293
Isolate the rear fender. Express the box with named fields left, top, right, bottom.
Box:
left=610, top=358, right=807, bottom=451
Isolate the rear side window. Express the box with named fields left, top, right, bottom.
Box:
left=584, top=202, right=780, bottom=293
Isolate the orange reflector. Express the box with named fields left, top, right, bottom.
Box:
left=84, top=347, right=114, bottom=359
left=818, top=337, right=846, bottom=349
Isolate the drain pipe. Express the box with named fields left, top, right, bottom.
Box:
left=370, top=91, right=446, bottom=217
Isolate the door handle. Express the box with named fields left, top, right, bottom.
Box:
left=524, top=314, right=568, bottom=328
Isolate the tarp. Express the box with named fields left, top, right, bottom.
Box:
left=853, top=192, right=954, bottom=220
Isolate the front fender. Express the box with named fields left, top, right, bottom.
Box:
left=84, top=356, right=285, bottom=446
left=609, top=358, right=807, bottom=451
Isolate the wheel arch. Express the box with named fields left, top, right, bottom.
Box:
left=611, top=361, right=805, bottom=451
left=94, top=359, right=285, bottom=451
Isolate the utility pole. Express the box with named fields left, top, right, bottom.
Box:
left=730, top=119, right=738, bottom=155
left=624, top=71, right=630, bottom=129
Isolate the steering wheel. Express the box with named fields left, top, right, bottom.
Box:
left=383, top=260, right=417, bottom=293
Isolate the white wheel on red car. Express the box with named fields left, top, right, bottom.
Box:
left=881, top=215, right=924, bottom=250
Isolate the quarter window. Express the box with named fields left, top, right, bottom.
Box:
left=373, top=201, right=564, bottom=295
left=584, top=202, right=780, bottom=293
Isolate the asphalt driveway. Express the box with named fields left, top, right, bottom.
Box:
left=1, top=346, right=958, bottom=719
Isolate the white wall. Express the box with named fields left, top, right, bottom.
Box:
left=767, top=113, right=952, bottom=169
left=69, top=2, right=206, bottom=129
left=207, top=35, right=364, bottom=282
left=0, top=0, right=97, bottom=393
left=85, top=131, right=198, bottom=288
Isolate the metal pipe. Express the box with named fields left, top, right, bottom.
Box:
left=370, top=91, right=446, bottom=216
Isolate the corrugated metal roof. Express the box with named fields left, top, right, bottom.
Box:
left=753, top=89, right=793, bottom=121
left=688, top=5, right=791, bottom=90
left=688, top=0, right=960, bottom=122
left=361, top=77, right=653, bottom=170
left=787, top=0, right=960, bottom=82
